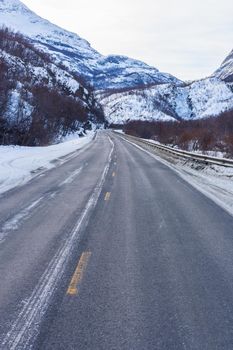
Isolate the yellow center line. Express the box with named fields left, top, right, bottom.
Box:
left=67, top=251, right=91, bottom=296
left=104, top=192, right=111, bottom=201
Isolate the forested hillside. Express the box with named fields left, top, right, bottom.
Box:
left=0, top=28, right=104, bottom=145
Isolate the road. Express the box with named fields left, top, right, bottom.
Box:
left=0, top=131, right=233, bottom=349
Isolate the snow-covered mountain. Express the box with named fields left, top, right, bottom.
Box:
left=0, top=27, right=104, bottom=145
left=0, top=0, right=232, bottom=127
left=214, top=49, right=233, bottom=82
left=100, top=49, right=233, bottom=125
left=0, top=0, right=181, bottom=90
left=99, top=78, right=233, bottom=124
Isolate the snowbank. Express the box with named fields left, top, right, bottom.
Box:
left=0, top=131, right=94, bottom=194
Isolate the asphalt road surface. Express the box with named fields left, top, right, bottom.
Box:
left=0, top=131, right=233, bottom=350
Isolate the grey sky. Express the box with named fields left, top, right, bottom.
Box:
left=23, top=0, right=233, bottom=80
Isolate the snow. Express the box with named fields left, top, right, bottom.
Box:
left=1, top=197, right=44, bottom=240
left=0, top=33, right=92, bottom=131
left=125, top=135, right=233, bottom=217
left=4, top=89, right=21, bottom=122
left=100, top=78, right=233, bottom=124
left=0, top=46, right=82, bottom=97
left=188, top=78, right=233, bottom=118
left=142, top=138, right=230, bottom=158
left=0, top=0, right=181, bottom=91
left=99, top=88, right=176, bottom=124
left=214, top=49, right=233, bottom=82
left=0, top=0, right=232, bottom=124
left=113, top=130, right=124, bottom=134
left=1, top=139, right=114, bottom=350
left=0, top=131, right=94, bottom=194
left=49, top=64, right=80, bottom=93
left=0, top=0, right=92, bottom=50
left=175, top=161, right=233, bottom=217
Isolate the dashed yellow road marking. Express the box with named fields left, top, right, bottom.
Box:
left=67, top=251, right=91, bottom=296
left=112, top=172, right=116, bottom=177
left=104, top=192, right=111, bottom=201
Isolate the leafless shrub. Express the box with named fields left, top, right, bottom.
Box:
left=122, top=109, right=233, bottom=157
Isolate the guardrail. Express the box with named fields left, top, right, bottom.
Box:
left=115, top=132, right=233, bottom=168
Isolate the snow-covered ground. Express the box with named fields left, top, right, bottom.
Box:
left=100, top=78, right=233, bottom=124
left=0, top=131, right=94, bottom=195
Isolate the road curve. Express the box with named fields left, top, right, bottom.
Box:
left=1, top=131, right=233, bottom=350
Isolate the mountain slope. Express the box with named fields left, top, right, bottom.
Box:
left=0, top=0, right=181, bottom=90
left=0, top=28, right=104, bottom=145
left=0, top=0, right=232, bottom=127
left=99, top=48, right=233, bottom=124
left=99, top=78, right=233, bottom=124
left=214, top=49, right=233, bottom=82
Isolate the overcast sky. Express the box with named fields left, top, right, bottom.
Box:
left=23, top=0, right=232, bottom=80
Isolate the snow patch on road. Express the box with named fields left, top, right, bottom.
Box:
left=0, top=197, right=44, bottom=243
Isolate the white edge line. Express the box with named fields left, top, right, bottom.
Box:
left=1, top=136, right=114, bottom=350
